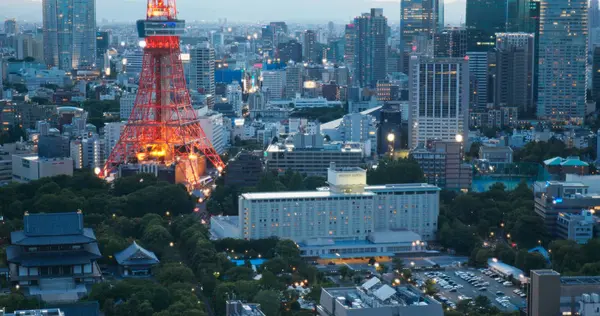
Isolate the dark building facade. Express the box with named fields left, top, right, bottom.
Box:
left=38, top=135, right=70, bottom=159
left=224, top=151, right=263, bottom=187
left=353, top=9, right=388, bottom=87
left=277, top=40, right=302, bottom=64
left=377, top=104, right=404, bottom=154
left=594, top=47, right=600, bottom=102
left=434, top=27, right=467, bottom=58
left=96, top=31, right=109, bottom=70
left=466, top=0, right=507, bottom=51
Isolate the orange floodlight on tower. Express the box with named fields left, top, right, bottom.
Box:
left=100, top=0, right=225, bottom=190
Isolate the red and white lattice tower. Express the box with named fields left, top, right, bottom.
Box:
left=100, top=0, right=225, bottom=189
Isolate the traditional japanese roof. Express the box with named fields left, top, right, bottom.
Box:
left=561, top=158, right=589, bottom=167
left=543, top=157, right=563, bottom=166
left=6, top=243, right=102, bottom=267
left=114, top=241, right=159, bottom=266
left=10, top=212, right=97, bottom=246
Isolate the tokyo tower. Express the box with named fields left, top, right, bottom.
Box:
left=100, top=0, right=225, bottom=189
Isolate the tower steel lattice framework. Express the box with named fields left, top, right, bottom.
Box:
left=101, top=0, right=225, bottom=189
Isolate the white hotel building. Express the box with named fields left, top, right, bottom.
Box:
left=211, top=164, right=440, bottom=258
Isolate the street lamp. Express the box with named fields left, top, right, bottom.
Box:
left=387, top=133, right=395, bottom=157
left=455, top=134, right=463, bottom=143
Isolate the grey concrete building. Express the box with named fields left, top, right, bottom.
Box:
left=478, top=146, right=513, bottom=164
left=318, top=278, right=443, bottom=316
left=534, top=181, right=600, bottom=235
left=410, top=141, right=472, bottom=191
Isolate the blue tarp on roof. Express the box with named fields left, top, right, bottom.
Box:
left=528, top=246, right=551, bottom=262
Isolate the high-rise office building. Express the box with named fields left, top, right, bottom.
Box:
left=466, top=0, right=506, bottom=51
left=303, top=30, right=318, bottom=63
left=467, top=51, right=491, bottom=109
left=434, top=27, right=467, bottom=58
left=493, top=33, right=535, bottom=115
left=285, top=63, right=304, bottom=99
left=103, top=121, right=125, bottom=159
left=96, top=31, right=109, bottom=71
left=226, top=82, right=243, bottom=117
left=408, top=55, right=469, bottom=148
left=591, top=0, right=600, bottom=29
left=261, top=70, right=286, bottom=100
left=353, top=9, right=389, bottom=88
left=4, top=19, right=18, bottom=35
left=344, top=24, right=356, bottom=67
left=537, top=0, right=587, bottom=120
left=189, top=43, right=216, bottom=107
left=400, top=0, right=444, bottom=51
left=42, top=0, right=96, bottom=70
left=277, top=40, right=302, bottom=64
left=593, top=47, right=600, bottom=102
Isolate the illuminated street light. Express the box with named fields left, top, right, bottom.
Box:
left=455, top=134, right=463, bottom=142
left=387, top=133, right=395, bottom=142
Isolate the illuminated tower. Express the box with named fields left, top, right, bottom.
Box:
left=101, top=0, right=225, bottom=190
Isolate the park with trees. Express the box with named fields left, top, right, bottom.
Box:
left=1, top=147, right=600, bottom=315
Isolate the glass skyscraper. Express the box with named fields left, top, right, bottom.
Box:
left=537, top=0, right=587, bottom=120
left=466, top=0, right=507, bottom=51
left=353, top=9, right=389, bottom=88
left=43, top=0, right=96, bottom=70
left=400, top=0, right=444, bottom=51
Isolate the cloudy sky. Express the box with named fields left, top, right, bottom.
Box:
left=1, top=0, right=465, bottom=25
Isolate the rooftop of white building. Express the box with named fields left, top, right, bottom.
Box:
left=240, top=190, right=376, bottom=200
left=323, top=277, right=437, bottom=310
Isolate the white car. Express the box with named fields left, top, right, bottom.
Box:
left=503, top=281, right=513, bottom=286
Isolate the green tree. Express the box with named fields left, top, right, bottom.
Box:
left=253, top=290, right=281, bottom=316
left=367, top=159, right=425, bottom=184
left=424, top=279, right=438, bottom=296
left=287, top=172, right=306, bottom=191
left=392, top=257, right=405, bottom=272
left=338, top=265, right=351, bottom=280
left=223, top=266, right=255, bottom=282
left=155, top=263, right=195, bottom=286
left=511, top=215, right=549, bottom=249
left=274, top=240, right=300, bottom=259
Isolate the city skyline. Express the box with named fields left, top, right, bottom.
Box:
left=1, top=0, right=466, bottom=25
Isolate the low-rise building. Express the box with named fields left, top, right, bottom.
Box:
left=226, top=300, right=265, bottom=316
left=114, top=241, right=159, bottom=277
left=544, top=156, right=589, bottom=180
left=317, top=278, right=443, bottom=316
left=224, top=151, right=263, bottom=187
left=0, top=142, right=35, bottom=183
left=529, top=270, right=600, bottom=316
left=6, top=212, right=102, bottom=302
left=578, top=293, right=600, bottom=316
left=534, top=181, right=600, bottom=236
left=12, top=154, right=73, bottom=183
left=556, top=210, right=596, bottom=244
left=410, top=141, right=472, bottom=191
left=265, top=134, right=364, bottom=176
left=478, top=145, right=513, bottom=164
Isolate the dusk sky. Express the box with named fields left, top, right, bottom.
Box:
left=0, top=0, right=466, bottom=25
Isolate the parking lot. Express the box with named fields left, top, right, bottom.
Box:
left=415, top=268, right=526, bottom=312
